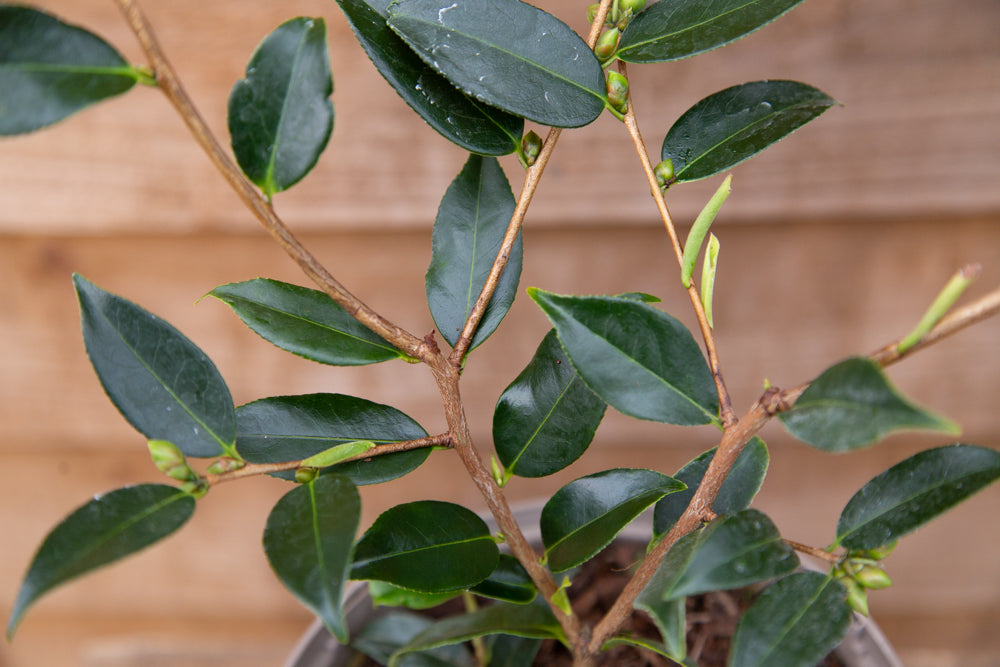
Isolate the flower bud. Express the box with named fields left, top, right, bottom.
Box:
left=520, top=130, right=542, bottom=167
left=295, top=466, right=319, bottom=484
left=620, top=0, right=646, bottom=15
left=654, top=159, right=675, bottom=189
left=606, top=71, right=629, bottom=113
left=181, top=478, right=208, bottom=499
left=861, top=540, right=898, bottom=561
left=148, top=439, right=185, bottom=474
left=594, top=28, right=619, bottom=61
left=206, top=456, right=244, bottom=475
left=854, top=565, right=893, bottom=590
left=843, top=578, right=869, bottom=616
left=166, top=464, right=196, bottom=482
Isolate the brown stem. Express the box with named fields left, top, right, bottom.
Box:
left=204, top=434, right=454, bottom=486
left=115, top=0, right=431, bottom=362
left=785, top=539, right=841, bottom=565
left=448, top=0, right=616, bottom=369
left=619, top=62, right=736, bottom=429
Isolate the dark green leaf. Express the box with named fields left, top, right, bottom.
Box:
left=353, top=611, right=476, bottom=667
left=210, top=278, right=407, bottom=365
left=334, top=0, right=522, bottom=155
left=643, top=510, right=798, bottom=601
left=0, top=6, right=140, bottom=135
left=836, top=444, right=1000, bottom=550
left=730, top=572, right=851, bottom=667
left=528, top=290, right=719, bottom=426
left=618, top=0, right=808, bottom=63
left=352, top=501, right=499, bottom=592
left=426, top=154, right=520, bottom=350
left=387, top=0, right=606, bottom=127
left=228, top=17, right=333, bottom=198
left=370, top=581, right=460, bottom=610
left=74, top=274, right=235, bottom=458
left=8, top=484, right=194, bottom=638
left=493, top=329, right=606, bottom=478
left=486, top=634, right=542, bottom=667
left=236, top=394, right=430, bottom=484
left=653, top=438, right=769, bottom=537
left=779, top=357, right=959, bottom=453
left=471, top=554, right=536, bottom=604
left=661, top=80, right=836, bottom=182
left=264, top=475, right=360, bottom=642
left=632, top=595, right=686, bottom=662
left=541, top=468, right=685, bottom=572
left=390, top=603, right=563, bottom=667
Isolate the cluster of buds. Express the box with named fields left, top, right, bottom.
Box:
left=833, top=541, right=897, bottom=616
left=148, top=440, right=209, bottom=498
left=588, top=0, right=645, bottom=31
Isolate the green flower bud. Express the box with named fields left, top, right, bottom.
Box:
left=854, top=565, right=893, bottom=590
left=206, top=456, right=244, bottom=475
left=843, top=578, right=870, bottom=616
left=654, top=159, right=675, bottom=189
left=520, top=130, right=542, bottom=167
left=295, top=467, right=319, bottom=484
left=165, top=464, right=196, bottom=482
left=861, top=540, right=898, bottom=561
left=621, top=0, right=646, bottom=15
left=148, top=439, right=186, bottom=474
left=594, top=28, right=619, bottom=61
left=606, top=71, right=629, bottom=113
left=181, top=478, right=208, bottom=499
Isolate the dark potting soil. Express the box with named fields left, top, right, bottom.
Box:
left=356, top=540, right=846, bottom=667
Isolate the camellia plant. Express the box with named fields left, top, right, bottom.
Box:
left=3, top=1, right=999, bottom=666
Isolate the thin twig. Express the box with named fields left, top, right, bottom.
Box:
left=114, top=0, right=431, bottom=363
left=204, top=434, right=454, bottom=486
left=619, top=62, right=737, bottom=428
left=448, top=0, right=617, bottom=368
left=785, top=538, right=841, bottom=564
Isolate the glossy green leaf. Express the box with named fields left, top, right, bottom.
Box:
left=471, top=554, right=536, bottom=604
left=493, top=329, right=606, bottom=478
left=264, top=475, right=360, bottom=642
left=485, top=634, right=543, bottom=667
left=602, top=636, right=694, bottom=665
left=836, top=444, right=1000, bottom=550
left=0, top=6, right=141, bottom=135
left=334, top=0, right=522, bottom=155
left=618, top=0, right=808, bottom=63
left=8, top=484, right=194, bottom=638
left=210, top=278, right=408, bottom=365
left=370, top=581, right=460, bottom=610
left=644, top=510, right=798, bottom=601
left=236, top=393, right=429, bottom=484
left=353, top=611, right=476, bottom=667
left=352, top=501, right=499, bottom=592
left=730, top=572, right=851, bottom=667
left=661, top=80, right=836, bottom=182
left=426, top=154, right=520, bottom=350
left=390, top=603, right=563, bottom=667
left=653, top=438, right=769, bottom=537
left=74, top=274, right=235, bottom=458
left=541, top=468, right=685, bottom=572
left=632, top=595, right=686, bottom=663
left=779, top=357, right=959, bottom=453
left=387, top=0, right=606, bottom=127
left=528, top=290, right=719, bottom=426
left=228, top=17, right=333, bottom=198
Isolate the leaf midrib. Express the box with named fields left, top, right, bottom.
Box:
left=621, top=0, right=776, bottom=55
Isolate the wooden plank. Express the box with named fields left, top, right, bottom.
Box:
left=0, top=0, right=997, bottom=234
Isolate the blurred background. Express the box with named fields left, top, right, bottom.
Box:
left=2, top=0, right=998, bottom=665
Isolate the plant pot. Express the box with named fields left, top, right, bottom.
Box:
left=285, top=503, right=903, bottom=667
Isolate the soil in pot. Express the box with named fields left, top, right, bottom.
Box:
left=354, top=540, right=846, bottom=667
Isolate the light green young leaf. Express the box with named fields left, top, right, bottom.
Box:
left=835, top=444, right=1000, bottom=550
left=228, top=17, right=333, bottom=198
left=8, top=485, right=195, bottom=639
left=263, top=475, right=360, bottom=642
left=0, top=6, right=141, bottom=135
left=352, top=501, right=498, bottom=592
left=541, top=468, right=685, bottom=572
left=779, top=357, right=959, bottom=452
left=209, top=279, right=409, bottom=365
left=74, top=274, right=236, bottom=458
left=334, top=0, right=522, bottom=155
left=528, top=290, right=719, bottom=426
left=369, top=581, right=460, bottom=610
left=618, top=0, right=808, bottom=63
left=493, top=329, right=606, bottom=478
left=730, top=572, right=851, bottom=667
left=426, top=154, right=520, bottom=350
left=387, top=0, right=606, bottom=127
left=662, top=80, right=836, bottom=183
